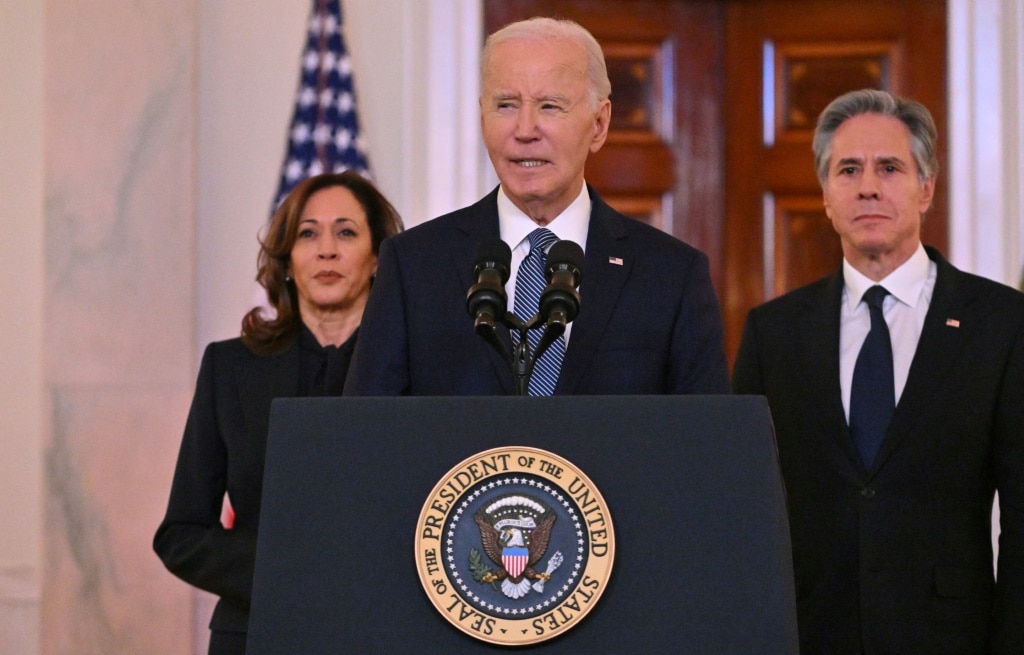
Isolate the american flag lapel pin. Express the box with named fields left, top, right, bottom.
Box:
left=946, top=318, right=961, bottom=328
left=608, top=256, right=623, bottom=266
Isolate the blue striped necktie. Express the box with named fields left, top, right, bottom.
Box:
left=512, top=228, right=565, bottom=396
left=849, top=285, right=894, bottom=468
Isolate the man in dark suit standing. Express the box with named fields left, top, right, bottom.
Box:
left=733, top=89, right=1024, bottom=654
left=344, top=17, right=729, bottom=396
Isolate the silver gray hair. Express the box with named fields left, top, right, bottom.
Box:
left=480, top=17, right=611, bottom=109
left=812, top=88, right=938, bottom=187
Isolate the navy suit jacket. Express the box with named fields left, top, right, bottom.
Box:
left=733, top=247, right=1024, bottom=655
left=345, top=186, right=729, bottom=395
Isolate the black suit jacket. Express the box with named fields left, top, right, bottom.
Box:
left=154, top=338, right=303, bottom=637
left=345, top=186, right=730, bottom=395
left=733, top=247, right=1024, bottom=654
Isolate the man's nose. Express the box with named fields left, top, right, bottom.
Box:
left=514, top=107, right=539, bottom=140
left=857, top=171, right=881, bottom=199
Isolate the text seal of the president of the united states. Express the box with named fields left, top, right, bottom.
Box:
left=415, top=446, right=615, bottom=646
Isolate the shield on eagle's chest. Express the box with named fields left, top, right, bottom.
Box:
left=502, top=547, right=529, bottom=579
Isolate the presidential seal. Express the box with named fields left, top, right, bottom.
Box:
left=415, top=447, right=615, bottom=646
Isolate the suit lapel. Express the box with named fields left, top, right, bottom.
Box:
left=870, top=250, right=968, bottom=474
left=812, top=271, right=866, bottom=469
left=556, top=192, right=631, bottom=394
left=454, top=188, right=514, bottom=394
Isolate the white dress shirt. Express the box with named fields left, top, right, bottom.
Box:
left=497, top=184, right=590, bottom=343
left=839, top=243, right=936, bottom=422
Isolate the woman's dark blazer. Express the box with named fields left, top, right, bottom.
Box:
left=154, top=337, right=303, bottom=637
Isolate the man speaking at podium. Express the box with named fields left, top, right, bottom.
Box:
left=344, top=17, right=729, bottom=396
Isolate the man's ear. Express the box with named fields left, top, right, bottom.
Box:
left=918, top=175, right=936, bottom=213
left=589, top=99, right=611, bottom=154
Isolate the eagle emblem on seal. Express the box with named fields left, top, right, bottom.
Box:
left=469, top=494, right=564, bottom=599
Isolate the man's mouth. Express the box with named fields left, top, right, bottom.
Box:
left=854, top=211, right=890, bottom=221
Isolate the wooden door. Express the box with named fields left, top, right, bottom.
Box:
left=484, top=0, right=947, bottom=364
left=722, top=0, right=947, bottom=361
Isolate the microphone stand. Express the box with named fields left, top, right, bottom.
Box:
left=510, top=315, right=532, bottom=397
left=478, top=312, right=561, bottom=396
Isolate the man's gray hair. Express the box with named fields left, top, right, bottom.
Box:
left=812, top=89, right=938, bottom=187
left=481, top=17, right=611, bottom=109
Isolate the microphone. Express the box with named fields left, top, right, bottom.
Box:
left=540, top=240, right=584, bottom=330
left=466, top=239, right=511, bottom=334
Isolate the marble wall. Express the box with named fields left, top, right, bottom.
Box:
left=0, top=0, right=45, bottom=652
left=40, top=2, right=198, bottom=653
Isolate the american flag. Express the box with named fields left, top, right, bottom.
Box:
left=272, top=0, right=371, bottom=211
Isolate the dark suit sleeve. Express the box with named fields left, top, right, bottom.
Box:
left=732, top=309, right=765, bottom=395
left=669, top=250, right=731, bottom=394
left=153, top=343, right=258, bottom=607
left=992, top=320, right=1024, bottom=652
left=344, top=236, right=410, bottom=395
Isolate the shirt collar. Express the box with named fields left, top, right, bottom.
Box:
left=497, top=184, right=591, bottom=252
left=843, top=242, right=930, bottom=310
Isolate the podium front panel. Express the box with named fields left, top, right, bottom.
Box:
left=248, top=395, right=797, bottom=653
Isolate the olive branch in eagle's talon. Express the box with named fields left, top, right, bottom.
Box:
left=469, top=548, right=500, bottom=590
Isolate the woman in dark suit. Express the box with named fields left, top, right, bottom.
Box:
left=153, top=172, right=403, bottom=655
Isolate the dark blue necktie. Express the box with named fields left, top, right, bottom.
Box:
left=849, top=285, right=894, bottom=468
left=512, top=228, right=564, bottom=396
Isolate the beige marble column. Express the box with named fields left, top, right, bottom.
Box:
left=0, top=0, right=45, bottom=652
left=41, top=2, right=198, bottom=653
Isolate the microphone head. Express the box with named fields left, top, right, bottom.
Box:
left=473, top=238, right=512, bottom=283
left=540, top=239, right=583, bottom=324
left=545, top=240, right=584, bottom=286
left=467, top=238, right=510, bottom=320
